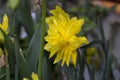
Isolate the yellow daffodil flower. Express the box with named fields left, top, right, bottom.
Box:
left=44, top=5, right=89, bottom=67
left=0, top=14, right=8, bottom=43
left=23, top=72, right=39, bottom=80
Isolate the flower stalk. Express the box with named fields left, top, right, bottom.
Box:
left=38, top=0, right=47, bottom=79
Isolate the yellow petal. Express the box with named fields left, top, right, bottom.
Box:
left=44, top=43, right=53, bottom=51
left=49, top=47, right=61, bottom=58
left=54, top=51, right=62, bottom=64
left=69, top=36, right=82, bottom=50
left=78, top=37, right=89, bottom=46
left=71, top=51, right=77, bottom=67
left=31, top=72, right=39, bottom=80
left=49, top=5, right=70, bottom=22
left=50, top=6, right=62, bottom=15
left=66, top=50, right=72, bottom=66
left=65, top=17, right=84, bottom=36
left=69, top=36, right=89, bottom=50
left=50, top=5, right=65, bottom=16
left=46, top=17, right=53, bottom=24
left=61, top=47, right=68, bottom=66
left=1, top=14, right=8, bottom=34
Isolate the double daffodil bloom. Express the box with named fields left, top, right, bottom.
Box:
left=44, top=5, right=89, bottom=67
left=23, top=72, right=39, bottom=80
left=0, top=14, right=8, bottom=43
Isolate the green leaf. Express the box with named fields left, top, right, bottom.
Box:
left=77, top=20, right=96, bottom=36
left=78, top=7, right=86, bottom=13
left=0, top=66, right=6, bottom=79
left=15, top=64, right=18, bottom=80
left=89, top=7, right=97, bottom=14
left=6, top=66, right=10, bottom=80
left=63, top=66, right=76, bottom=80
left=14, top=35, right=31, bottom=79
left=83, top=53, right=94, bottom=80
left=98, top=7, right=105, bottom=13
left=26, top=26, right=41, bottom=73
left=16, top=0, right=34, bottom=40
left=0, top=73, right=6, bottom=79
left=42, top=57, right=48, bottom=80
left=79, top=51, right=85, bottom=80
left=9, top=15, right=21, bottom=37
left=2, top=30, right=16, bottom=74
left=102, top=46, right=113, bottom=80
left=79, top=16, right=90, bottom=22
left=67, top=6, right=79, bottom=12
left=83, top=21, right=96, bottom=31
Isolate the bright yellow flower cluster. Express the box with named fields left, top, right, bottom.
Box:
left=0, top=14, right=8, bottom=43
left=23, top=72, right=39, bottom=80
left=44, top=6, right=89, bottom=67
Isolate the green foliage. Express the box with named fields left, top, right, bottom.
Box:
left=84, top=21, right=96, bottom=32
left=6, top=66, right=10, bottom=80
left=42, top=57, right=49, bottom=80
left=26, top=27, right=41, bottom=73
left=16, top=0, right=34, bottom=40
left=0, top=0, right=117, bottom=80
left=2, top=30, right=16, bottom=73
left=0, top=66, right=6, bottom=79
left=14, top=36, right=31, bottom=79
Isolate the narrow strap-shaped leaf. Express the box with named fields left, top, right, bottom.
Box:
left=14, top=64, right=18, bottom=80
left=0, top=65, right=6, bottom=79
left=6, top=65, right=10, bottom=80
left=78, top=49, right=85, bottom=80
left=16, top=0, right=34, bottom=40
left=42, top=57, right=48, bottom=80
left=14, top=35, right=31, bottom=79
left=0, top=73, right=6, bottom=79
left=102, top=45, right=113, bottom=80
left=26, top=26, right=41, bottom=73
left=1, top=29, right=16, bottom=74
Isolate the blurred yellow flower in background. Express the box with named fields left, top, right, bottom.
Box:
left=0, top=14, right=8, bottom=44
left=0, top=48, right=3, bottom=57
left=86, top=47, right=100, bottom=69
left=44, top=5, right=89, bottom=67
left=0, top=14, right=8, bottom=34
left=23, top=72, right=39, bottom=80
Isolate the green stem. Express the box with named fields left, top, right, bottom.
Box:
left=98, top=16, right=106, bottom=42
left=77, top=49, right=84, bottom=80
left=38, top=0, right=47, bottom=79
left=83, top=54, right=94, bottom=80
left=97, top=16, right=109, bottom=80
left=6, top=65, right=10, bottom=80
